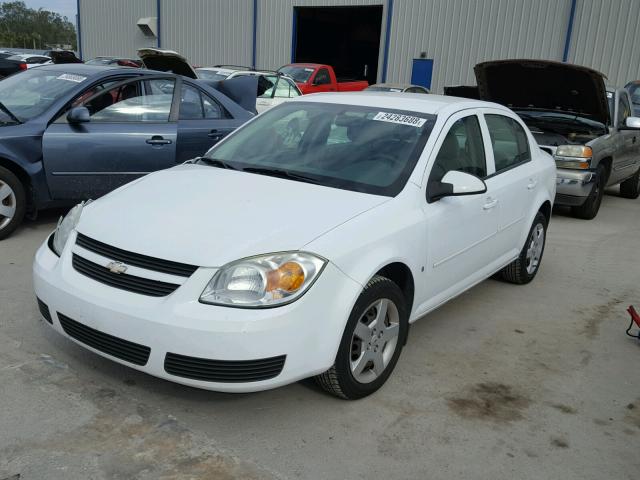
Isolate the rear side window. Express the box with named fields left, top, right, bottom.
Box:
left=429, top=115, right=487, bottom=182
left=179, top=84, right=226, bottom=120
left=485, top=114, right=531, bottom=173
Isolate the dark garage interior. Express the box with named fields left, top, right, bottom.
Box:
left=293, top=6, right=383, bottom=85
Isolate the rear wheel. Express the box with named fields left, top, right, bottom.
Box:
left=499, top=211, right=547, bottom=285
left=0, top=166, right=26, bottom=240
left=571, top=165, right=606, bottom=220
left=619, top=166, right=640, bottom=199
left=315, top=276, right=408, bottom=400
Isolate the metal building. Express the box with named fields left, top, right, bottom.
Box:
left=77, top=0, right=640, bottom=92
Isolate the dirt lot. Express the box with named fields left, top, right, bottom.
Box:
left=1, top=189, right=639, bottom=480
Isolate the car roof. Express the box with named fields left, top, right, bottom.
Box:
left=33, top=63, right=145, bottom=76
left=296, top=91, right=508, bottom=115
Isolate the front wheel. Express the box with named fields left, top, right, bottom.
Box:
left=619, top=166, right=640, bottom=199
left=315, top=276, right=408, bottom=400
left=0, top=166, right=26, bottom=240
left=498, top=211, right=548, bottom=285
left=570, top=165, right=606, bottom=219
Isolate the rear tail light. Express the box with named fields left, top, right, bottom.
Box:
left=18, top=62, right=27, bottom=71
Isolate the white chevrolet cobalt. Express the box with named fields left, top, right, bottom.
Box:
left=33, top=93, right=555, bottom=399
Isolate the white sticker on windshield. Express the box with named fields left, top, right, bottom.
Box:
left=56, top=73, right=86, bottom=83
left=373, top=112, right=426, bottom=127
left=304, top=68, right=314, bottom=72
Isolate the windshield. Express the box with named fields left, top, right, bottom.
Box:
left=201, top=102, right=435, bottom=196
left=86, top=58, right=114, bottom=65
left=196, top=69, right=231, bottom=81
left=0, top=68, right=87, bottom=122
left=278, top=66, right=314, bottom=83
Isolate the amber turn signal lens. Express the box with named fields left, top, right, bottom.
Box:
left=267, top=262, right=305, bottom=293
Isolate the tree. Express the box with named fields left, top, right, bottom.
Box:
left=0, top=1, right=77, bottom=50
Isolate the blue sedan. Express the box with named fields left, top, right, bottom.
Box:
left=0, top=64, right=255, bottom=239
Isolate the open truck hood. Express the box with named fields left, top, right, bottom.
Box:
left=474, top=59, right=609, bottom=124
left=138, top=48, right=198, bottom=79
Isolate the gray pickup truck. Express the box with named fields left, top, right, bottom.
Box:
left=474, top=60, right=640, bottom=219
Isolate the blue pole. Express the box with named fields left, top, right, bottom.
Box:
left=562, top=0, right=577, bottom=62
left=291, top=8, right=297, bottom=62
left=381, top=0, right=394, bottom=82
left=156, top=0, right=161, bottom=48
left=252, top=0, right=257, bottom=68
left=76, top=0, right=82, bottom=58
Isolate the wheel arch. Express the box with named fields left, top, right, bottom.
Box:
left=598, top=156, right=613, bottom=183
left=372, top=262, right=415, bottom=319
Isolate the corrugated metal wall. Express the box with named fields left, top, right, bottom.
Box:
left=255, top=0, right=389, bottom=72
left=386, top=0, right=571, bottom=93
left=79, top=0, right=157, bottom=59
left=160, top=0, right=252, bottom=67
left=568, top=0, right=640, bottom=87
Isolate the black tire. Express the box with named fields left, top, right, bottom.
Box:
left=0, top=166, right=26, bottom=240
left=315, top=275, right=408, bottom=400
left=499, top=211, right=548, bottom=285
left=619, top=166, right=640, bottom=199
left=570, top=165, right=606, bottom=220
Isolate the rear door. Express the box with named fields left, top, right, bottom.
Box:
left=42, top=75, right=179, bottom=200
left=175, top=81, right=237, bottom=162
left=480, top=109, right=538, bottom=257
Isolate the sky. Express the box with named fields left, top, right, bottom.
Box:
left=21, top=0, right=78, bottom=20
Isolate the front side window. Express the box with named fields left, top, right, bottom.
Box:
left=274, top=78, right=300, bottom=98
left=258, top=75, right=277, bottom=98
left=201, top=102, right=436, bottom=196
left=87, top=78, right=175, bottom=123
left=485, top=114, right=531, bottom=173
left=314, top=69, right=331, bottom=85
left=617, top=93, right=631, bottom=127
left=429, top=115, right=487, bottom=182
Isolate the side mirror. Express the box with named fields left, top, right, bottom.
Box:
left=67, top=106, right=90, bottom=124
left=622, top=116, right=640, bottom=130
left=427, top=170, right=487, bottom=203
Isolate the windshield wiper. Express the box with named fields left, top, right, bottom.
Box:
left=242, top=167, right=321, bottom=185
left=0, top=101, right=20, bottom=124
left=195, top=157, right=237, bottom=170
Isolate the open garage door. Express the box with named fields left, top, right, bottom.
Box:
left=293, top=6, right=383, bottom=85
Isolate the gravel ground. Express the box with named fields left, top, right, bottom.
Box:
left=1, top=188, right=639, bottom=480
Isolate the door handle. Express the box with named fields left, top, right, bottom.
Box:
left=527, top=178, right=538, bottom=190
left=483, top=198, right=499, bottom=210
left=146, top=135, right=172, bottom=146
left=207, top=129, right=224, bottom=141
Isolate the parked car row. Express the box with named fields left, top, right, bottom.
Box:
left=0, top=46, right=636, bottom=399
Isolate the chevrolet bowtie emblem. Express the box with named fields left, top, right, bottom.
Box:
left=106, top=261, right=128, bottom=274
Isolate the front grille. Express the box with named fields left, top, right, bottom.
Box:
left=72, top=254, right=179, bottom=297
left=58, top=313, right=150, bottom=366
left=36, top=297, right=52, bottom=324
left=164, top=352, right=286, bottom=383
left=76, top=233, right=198, bottom=277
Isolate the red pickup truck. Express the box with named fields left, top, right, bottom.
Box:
left=278, top=63, right=368, bottom=94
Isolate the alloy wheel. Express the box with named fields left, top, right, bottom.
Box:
left=349, top=298, right=400, bottom=384
left=0, top=180, right=16, bottom=230
left=525, top=223, right=545, bottom=275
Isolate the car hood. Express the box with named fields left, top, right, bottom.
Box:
left=474, top=59, right=609, bottom=124
left=138, top=48, right=198, bottom=79
left=76, top=165, right=389, bottom=267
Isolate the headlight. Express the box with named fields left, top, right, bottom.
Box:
left=52, top=201, right=89, bottom=256
left=200, top=252, right=327, bottom=308
left=554, top=145, right=592, bottom=170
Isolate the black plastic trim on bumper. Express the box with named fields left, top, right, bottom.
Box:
left=36, top=297, right=53, bottom=324
left=554, top=193, right=588, bottom=207
left=164, top=352, right=286, bottom=383
left=58, top=312, right=151, bottom=366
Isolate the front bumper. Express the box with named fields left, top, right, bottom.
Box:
left=33, top=234, right=362, bottom=393
left=554, top=168, right=596, bottom=206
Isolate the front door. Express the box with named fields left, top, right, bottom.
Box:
left=423, top=112, right=500, bottom=301
left=43, top=76, right=179, bottom=200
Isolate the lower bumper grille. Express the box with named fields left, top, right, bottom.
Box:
left=58, top=313, right=151, bottom=366
left=36, top=297, right=52, bottom=324
left=72, top=253, right=180, bottom=297
left=164, top=352, right=286, bottom=383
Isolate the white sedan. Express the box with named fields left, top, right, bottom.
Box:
left=33, top=93, right=556, bottom=399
